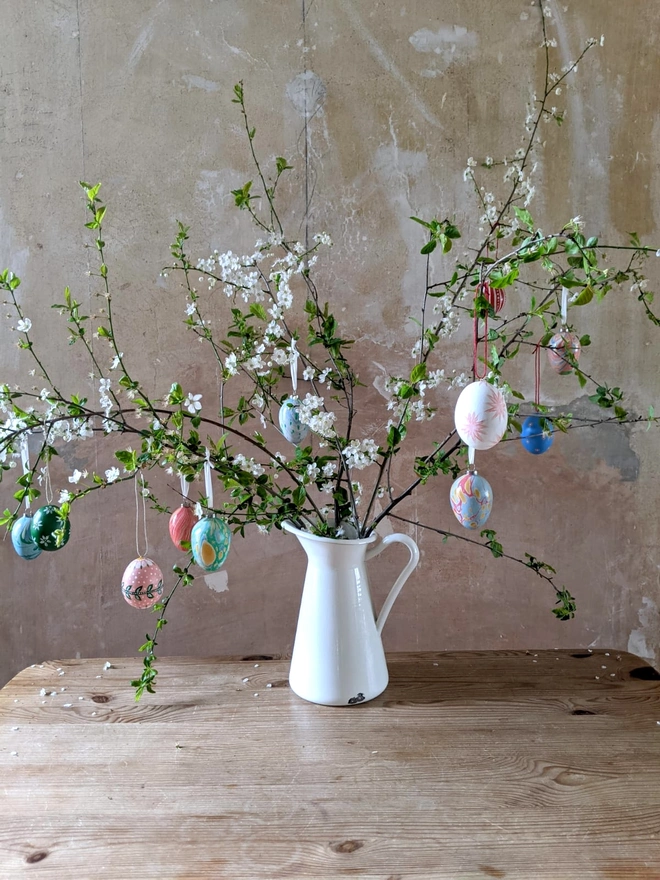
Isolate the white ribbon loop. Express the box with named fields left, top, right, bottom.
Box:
left=561, top=287, right=568, bottom=326
left=20, top=435, right=30, bottom=510
left=290, top=338, right=299, bottom=395
left=179, top=472, right=189, bottom=501
left=468, top=446, right=476, bottom=471
left=204, top=447, right=214, bottom=511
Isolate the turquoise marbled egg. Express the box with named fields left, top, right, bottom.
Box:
left=279, top=396, right=310, bottom=445
left=190, top=517, right=231, bottom=572
left=11, top=514, right=42, bottom=560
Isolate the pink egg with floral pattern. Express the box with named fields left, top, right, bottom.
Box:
left=454, top=380, right=508, bottom=450
left=121, top=557, right=164, bottom=609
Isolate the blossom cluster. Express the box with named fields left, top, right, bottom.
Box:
left=342, top=438, right=379, bottom=470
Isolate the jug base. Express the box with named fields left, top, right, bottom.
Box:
left=288, top=675, right=388, bottom=707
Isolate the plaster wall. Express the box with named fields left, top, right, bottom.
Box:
left=0, top=1, right=659, bottom=686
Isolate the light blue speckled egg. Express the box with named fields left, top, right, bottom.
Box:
left=190, top=516, right=231, bottom=572
left=279, top=396, right=310, bottom=445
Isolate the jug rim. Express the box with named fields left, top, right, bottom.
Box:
left=282, top=520, right=378, bottom=546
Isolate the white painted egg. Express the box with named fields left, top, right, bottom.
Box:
left=454, top=380, right=508, bottom=450
left=279, top=396, right=310, bottom=445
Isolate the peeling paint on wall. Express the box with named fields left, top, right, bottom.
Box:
left=628, top=596, right=658, bottom=660
left=205, top=570, right=229, bottom=593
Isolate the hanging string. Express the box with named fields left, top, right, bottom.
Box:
left=534, top=341, right=542, bottom=407
left=134, top=473, right=149, bottom=558
left=468, top=446, right=476, bottom=472
left=561, top=287, right=568, bottom=327
left=179, top=472, right=189, bottom=502
left=20, top=435, right=31, bottom=511
left=290, top=337, right=299, bottom=395
left=473, top=271, right=488, bottom=380
left=204, top=447, right=214, bottom=513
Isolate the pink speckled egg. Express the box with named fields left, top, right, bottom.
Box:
left=121, top=557, right=164, bottom=609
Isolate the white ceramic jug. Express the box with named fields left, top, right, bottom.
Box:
left=282, top=521, right=420, bottom=706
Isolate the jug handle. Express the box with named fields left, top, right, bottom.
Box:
left=366, top=533, right=420, bottom=635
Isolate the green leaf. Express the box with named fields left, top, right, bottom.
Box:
left=275, top=157, right=293, bottom=174
left=249, top=303, right=268, bottom=322
left=420, top=239, right=437, bottom=255
left=513, top=207, right=534, bottom=230
left=410, top=216, right=433, bottom=229
left=410, top=363, right=427, bottom=384
left=572, top=285, right=594, bottom=306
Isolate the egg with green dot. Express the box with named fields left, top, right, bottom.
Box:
left=30, top=505, right=70, bottom=551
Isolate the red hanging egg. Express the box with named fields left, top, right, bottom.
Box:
left=480, top=282, right=506, bottom=314
left=169, top=503, right=196, bottom=551
left=121, top=557, right=164, bottom=609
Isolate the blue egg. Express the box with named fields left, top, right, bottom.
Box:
left=190, top=516, right=231, bottom=572
left=279, top=396, right=310, bottom=445
left=521, top=415, right=554, bottom=455
left=11, top=514, right=42, bottom=560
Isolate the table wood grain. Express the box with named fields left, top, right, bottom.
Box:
left=1, top=650, right=659, bottom=879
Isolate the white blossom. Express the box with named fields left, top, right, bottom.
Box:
left=342, top=438, right=379, bottom=470
left=302, top=365, right=315, bottom=381
left=58, top=490, right=73, bottom=504
left=233, top=453, right=265, bottom=477
left=110, top=354, right=123, bottom=370
left=68, top=469, right=88, bottom=484
left=297, top=394, right=337, bottom=440
left=16, top=318, right=32, bottom=333
left=306, top=463, right=320, bottom=481
left=313, top=232, right=333, bottom=247
left=105, top=467, right=120, bottom=483
left=184, top=393, right=202, bottom=414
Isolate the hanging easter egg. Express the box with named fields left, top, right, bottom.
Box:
left=279, top=396, right=310, bottom=445
left=480, top=281, right=506, bottom=314
left=11, top=514, right=42, bottom=560
left=30, top=505, right=70, bottom=552
left=169, top=503, right=196, bottom=551
left=450, top=470, right=493, bottom=529
left=521, top=414, right=554, bottom=455
left=454, top=381, right=508, bottom=450
left=191, top=516, right=231, bottom=572
left=547, top=330, right=581, bottom=375
left=121, top=557, right=164, bottom=609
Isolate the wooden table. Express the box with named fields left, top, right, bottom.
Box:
left=1, top=651, right=659, bottom=879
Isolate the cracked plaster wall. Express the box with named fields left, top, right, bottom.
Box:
left=0, top=1, right=659, bottom=685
